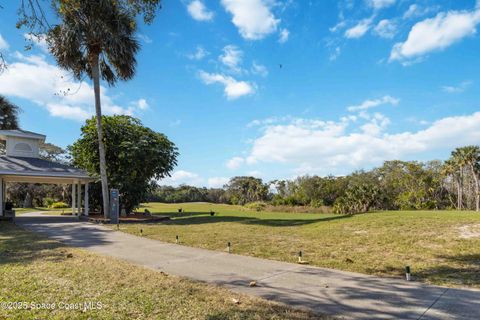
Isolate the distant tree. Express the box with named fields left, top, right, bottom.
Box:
left=452, top=146, right=480, bottom=211
left=225, top=177, right=268, bottom=205
left=0, top=95, right=21, bottom=130
left=442, top=159, right=461, bottom=209
left=333, top=183, right=380, bottom=214
left=452, top=148, right=468, bottom=210
left=39, top=142, right=67, bottom=163
left=69, top=115, right=178, bottom=214
left=46, top=0, right=161, bottom=217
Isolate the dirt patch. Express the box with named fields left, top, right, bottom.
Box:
left=353, top=230, right=368, bottom=235
left=458, top=224, right=480, bottom=239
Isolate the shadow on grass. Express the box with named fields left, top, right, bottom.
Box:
left=0, top=222, right=67, bottom=266
left=416, top=253, right=480, bottom=287
left=156, top=212, right=353, bottom=227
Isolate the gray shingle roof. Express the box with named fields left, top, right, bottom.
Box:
left=0, top=156, right=92, bottom=179
left=0, top=130, right=46, bottom=140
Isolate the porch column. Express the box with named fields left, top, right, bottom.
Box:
left=72, top=183, right=76, bottom=215
left=84, top=183, right=89, bottom=216
left=0, top=177, right=3, bottom=217
left=77, top=182, right=82, bottom=215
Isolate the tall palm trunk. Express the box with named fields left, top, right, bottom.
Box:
left=91, top=54, right=110, bottom=218
left=455, top=176, right=461, bottom=210
left=459, top=169, right=463, bottom=210
left=470, top=165, right=480, bottom=212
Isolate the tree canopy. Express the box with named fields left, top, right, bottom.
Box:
left=0, top=95, right=21, bottom=130
left=69, top=115, right=178, bottom=213
left=225, top=176, right=269, bottom=205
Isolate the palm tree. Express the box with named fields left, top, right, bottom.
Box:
left=442, top=159, right=461, bottom=210
left=451, top=148, right=470, bottom=210
left=47, top=1, right=139, bottom=218
left=0, top=95, right=21, bottom=130
left=455, top=146, right=480, bottom=211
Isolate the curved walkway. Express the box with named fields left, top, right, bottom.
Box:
left=16, top=212, right=480, bottom=319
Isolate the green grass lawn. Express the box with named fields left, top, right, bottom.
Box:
left=116, top=202, right=480, bottom=288
left=14, top=207, right=68, bottom=215
left=0, top=222, right=323, bottom=320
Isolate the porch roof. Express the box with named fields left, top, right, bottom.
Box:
left=0, top=156, right=94, bottom=182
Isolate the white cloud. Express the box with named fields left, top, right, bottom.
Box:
left=403, top=4, right=420, bottom=19
left=137, top=33, right=153, bottom=44
left=24, top=33, right=49, bottom=53
left=374, top=19, right=397, bottom=38
left=347, top=95, right=399, bottom=112
left=403, top=4, right=438, bottom=20
left=241, top=111, right=480, bottom=175
left=226, top=156, right=245, bottom=169
left=368, top=0, right=396, bottom=10
left=0, top=53, right=145, bottom=121
left=136, top=98, right=149, bottom=110
left=0, top=34, right=9, bottom=50
left=390, top=8, right=480, bottom=62
left=159, top=170, right=204, bottom=186
left=330, top=20, right=347, bottom=33
left=221, top=0, right=280, bottom=40
left=45, top=104, right=90, bottom=120
left=251, top=62, right=268, bottom=77
left=279, top=29, right=290, bottom=43
left=442, top=80, right=472, bottom=93
left=198, top=71, right=255, bottom=100
left=345, top=19, right=373, bottom=39
left=219, top=45, right=243, bottom=72
left=208, top=177, right=229, bottom=188
left=187, top=0, right=214, bottom=22
left=247, top=170, right=262, bottom=177
left=187, top=46, right=209, bottom=60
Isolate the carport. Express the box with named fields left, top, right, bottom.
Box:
left=0, top=130, right=94, bottom=218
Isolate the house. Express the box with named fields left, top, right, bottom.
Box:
left=0, top=130, right=93, bottom=219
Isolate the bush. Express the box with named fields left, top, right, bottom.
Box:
left=43, top=197, right=55, bottom=208
left=244, top=201, right=267, bottom=212
left=270, top=195, right=300, bottom=206
left=333, top=183, right=380, bottom=215
left=50, top=201, right=69, bottom=209
left=309, top=199, right=324, bottom=208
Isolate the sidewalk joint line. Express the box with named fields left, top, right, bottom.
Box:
left=417, top=288, right=449, bottom=320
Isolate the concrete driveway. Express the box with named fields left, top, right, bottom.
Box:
left=15, top=212, right=480, bottom=319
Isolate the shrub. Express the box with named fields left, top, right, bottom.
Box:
left=244, top=201, right=267, bottom=212
left=50, top=201, right=69, bottom=209
left=333, top=184, right=380, bottom=215
left=310, top=199, right=324, bottom=208
left=43, top=197, right=55, bottom=208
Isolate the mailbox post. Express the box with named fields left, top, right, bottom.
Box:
left=110, top=189, right=119, bottom=224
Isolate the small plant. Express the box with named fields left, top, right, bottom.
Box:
left=244, top=201, right=267, bottom=212
left=51, top=201, right=69, bottom=209
left=43, top=197, right=55, bottom=208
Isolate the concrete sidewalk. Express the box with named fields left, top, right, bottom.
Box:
left=15, top=213, right=480, bottom=319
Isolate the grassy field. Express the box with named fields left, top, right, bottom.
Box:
left=115, top=202, right=480, bottom=288
left=0, top=222, right=323, bottom=320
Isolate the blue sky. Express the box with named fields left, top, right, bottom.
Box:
left=1, top=0, right=480, bottom=187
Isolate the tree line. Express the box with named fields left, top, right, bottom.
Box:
left=149, top=149, right=480, bottom=214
